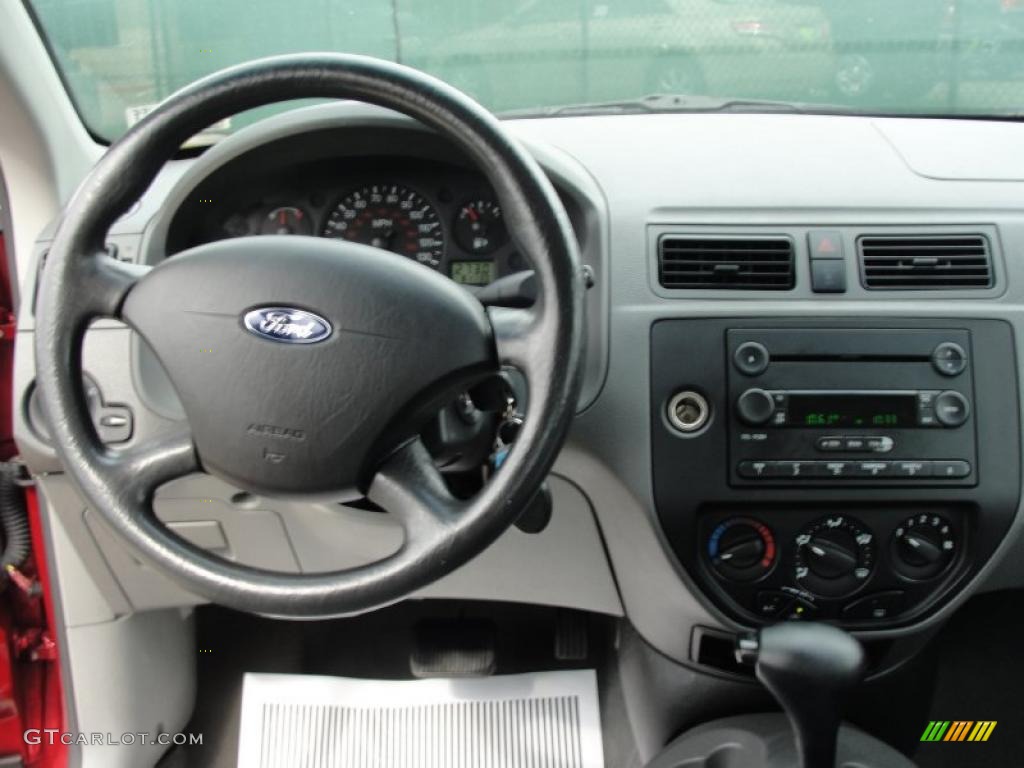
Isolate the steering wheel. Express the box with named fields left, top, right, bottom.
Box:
left=33, top=55, right=585, bottom=618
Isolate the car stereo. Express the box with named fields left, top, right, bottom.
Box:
left=727, top=328, right=976, bottom=486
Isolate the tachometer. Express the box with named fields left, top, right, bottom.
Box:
left=261, top=206, right=313, bottom=236
left=321, top=185, right=445, bottom=268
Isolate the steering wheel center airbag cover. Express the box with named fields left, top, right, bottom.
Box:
left=122, top=236, right=493, bottom=495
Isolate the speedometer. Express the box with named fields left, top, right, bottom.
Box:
left=321, top=184, right=445, bottom=268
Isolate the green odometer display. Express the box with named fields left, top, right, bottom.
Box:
left=789, top=394, right=917, bottom=428
left=450, top=260, right=496, bottom=286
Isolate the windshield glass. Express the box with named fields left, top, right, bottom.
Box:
left=26, top=0, right=1024, bottom=141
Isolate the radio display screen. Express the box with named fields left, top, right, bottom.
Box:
left=788, top=394, right=918, bottom=428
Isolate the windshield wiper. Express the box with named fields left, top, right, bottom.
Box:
left=499, top=93, right=838, bottom=119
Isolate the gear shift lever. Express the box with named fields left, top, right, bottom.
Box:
left=736, top=623, right=866, bottom=768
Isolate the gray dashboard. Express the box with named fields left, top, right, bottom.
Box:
left=13, top=103, right=1024, bottom=670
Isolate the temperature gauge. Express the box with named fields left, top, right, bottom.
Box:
left=454, top=200, right=507, bottom=255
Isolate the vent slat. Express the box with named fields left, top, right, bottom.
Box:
left=662, top=263, right=793, bottom=270
left=859, top=235, right=992, bottom=290
left=658, top=237, right=795, bottom=290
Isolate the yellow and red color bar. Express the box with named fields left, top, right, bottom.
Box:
left=920, top=721, right=997, bottom=742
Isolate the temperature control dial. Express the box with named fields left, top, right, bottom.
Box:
left=708, top=518, right=777, bottom=582
left=794, top=515, right=876, bottom=597
left=891, top=514, right=957, bottom=580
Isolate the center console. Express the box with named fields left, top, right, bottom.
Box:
left=650, top=319, right=1019, bottom=630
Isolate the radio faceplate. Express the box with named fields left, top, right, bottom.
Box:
left=727, top=329, right=977, bottom=487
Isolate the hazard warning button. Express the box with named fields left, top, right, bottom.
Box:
left=808, top=231, right=844, bottom=260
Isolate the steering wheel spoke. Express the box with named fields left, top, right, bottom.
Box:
left=103, top=422, right=198, bottom=506
left=73, top=250, right=152, bottom=321
left=488, top=305, right=542, bottom=372
left=367, top=438, right=464, bottom=543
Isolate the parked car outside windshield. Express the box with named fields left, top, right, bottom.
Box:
left=25, top=0, right=1024, bottom=142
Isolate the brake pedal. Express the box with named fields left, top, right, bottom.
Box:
left=410, top=617, right=496, bottom=678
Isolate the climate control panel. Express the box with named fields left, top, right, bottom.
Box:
left=700, top=508, right=965, bottom=626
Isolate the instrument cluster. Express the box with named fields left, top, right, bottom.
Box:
left=195, top=159, right=527, bottom=287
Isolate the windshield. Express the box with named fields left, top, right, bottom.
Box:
left=25, top=0, right=1024, bottom=141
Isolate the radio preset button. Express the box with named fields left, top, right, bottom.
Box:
left=934, top=391, right=970, bottom=427
left=777, top=461, right=800, bottom=478
left=738, top=461, right=772, bottom=478
left=819, top=461, right=851, bottom=478
left=854, top=461, right=893, bottom=477
left=736, top=389, right=777, bottom=426
left=894, top=461, right=933, bottom=478
left=932, top=342, right=968, bottom=377
left=933, top=460, right=971, bottom=479
left=734, top=342, right=770, bottom=376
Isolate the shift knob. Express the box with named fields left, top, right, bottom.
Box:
left=737, top=623, right=866, bottom=768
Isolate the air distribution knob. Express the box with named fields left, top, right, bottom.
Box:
left=804, top=532, right=859, bottom=580
left=736, top=388, right=776, bottom=426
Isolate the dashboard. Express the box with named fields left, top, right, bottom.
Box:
left=15, top=104, right=1024, bottom=681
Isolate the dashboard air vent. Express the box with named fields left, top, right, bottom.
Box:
left=859, top=235, right=992, bottom=289
left=658, top=236, right=795, bottom=290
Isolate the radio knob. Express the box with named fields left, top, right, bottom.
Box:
left=934, top=391, right=970, bottom=427
left=736, top=388, right=776, bottom=426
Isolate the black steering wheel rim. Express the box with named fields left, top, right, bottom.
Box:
left=34, top=54, right=585, bottom=618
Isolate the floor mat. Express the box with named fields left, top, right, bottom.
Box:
left=237, top=669, right=604, bottom=768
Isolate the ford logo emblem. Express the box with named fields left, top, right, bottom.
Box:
left=243, top=307, right=332, bottom=344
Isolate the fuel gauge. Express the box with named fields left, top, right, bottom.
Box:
left=455, top=200, right=507, bottom=254
left=261, top=206, right=313, bottom=236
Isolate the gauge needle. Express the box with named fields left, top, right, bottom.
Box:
left=372, top=224, right=397, bottom=250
